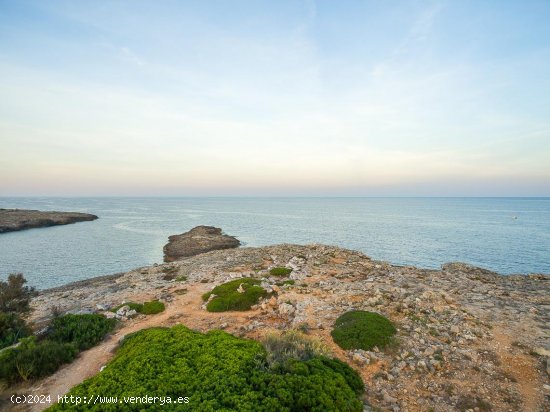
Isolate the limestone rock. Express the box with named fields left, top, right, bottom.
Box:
left=163, top=226, right=240, bottom=262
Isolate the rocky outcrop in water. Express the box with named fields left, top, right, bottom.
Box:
left=163, top=225, right=240, bottom=262
left=0, top=209, right=98, bottom=233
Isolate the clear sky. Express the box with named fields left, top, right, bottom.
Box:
left=1, top=0, right=549, bottom=196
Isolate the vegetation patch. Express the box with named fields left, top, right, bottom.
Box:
left=110, top=300, right=165, bottom=315
left=0, top=312, right=31, bottom=350
left=269, top=267, right=292, bottom=277
left=0, top=313, right=115, bottom=385
left=0, top=273, right=37, bottom=314
left=331, top=310, right=396, bottom=351
left=202, top=278, right=267, bottom=312
left=141, top=300, right=165, bottom=315
left=0, top=337, right=78, bottom=384
left=262, top=329, right=329, bottom=367
left=175, top=275, right=188, bottom=282
left=48, top=325, right=363, bottom=411
left=46, top=314, right=116, bottom=350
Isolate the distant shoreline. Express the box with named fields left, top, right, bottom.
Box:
left=0, top=208, right=98, bottom=233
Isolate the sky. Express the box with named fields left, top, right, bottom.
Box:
left=0, top=0, right=549, bottom=196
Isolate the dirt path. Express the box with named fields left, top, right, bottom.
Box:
left=491, top=327, right=545, bottom=412
left=27, top=284, right=258, bottom=411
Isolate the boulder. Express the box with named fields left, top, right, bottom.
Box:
left=163, top=226, right=240, bottom=262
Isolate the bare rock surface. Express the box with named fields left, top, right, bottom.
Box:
left=6, top=244, right=549, bottom=412
left=0, top=209, right=98, bottom=233
left=163, top=225, right=240, bottom=262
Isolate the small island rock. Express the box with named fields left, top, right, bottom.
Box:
left=163, top=226, right=240, bottom=262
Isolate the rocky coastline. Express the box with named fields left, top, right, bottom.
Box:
left=0, top=209, right=98, bottom=233
left=21, top=237, right=549, bottom=412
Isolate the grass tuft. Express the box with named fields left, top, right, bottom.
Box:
left=269, top=267, right=292, bottom=277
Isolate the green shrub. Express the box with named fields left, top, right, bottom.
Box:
left=0, top=273, right=37, bottom=314
left=175, top=275, right=188, bottom=282
left=141, top=300, right=165, bottom=315
left=0, top=337, right=78, bottom=384
left=47, top=314, right=116, bottom=350
left=269, top=267, right=292, bottom=277
left=110, top=302, right=144, bottom=313
left=331, top=311, right=396, bottom=351
left=110, top=301, right=165, bottom=315
left=0, top=312, right=31, bottom=349
left=202, top=278, right=267, bottom=312
left=48, top=325, right=363, bottom=411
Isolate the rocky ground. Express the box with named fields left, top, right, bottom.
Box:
left=0, top=210, right=98, bottom=233
left=4, top=244, right=550, bottom=412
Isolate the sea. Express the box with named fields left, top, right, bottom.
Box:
left=0, top=197, right=549, bottom=290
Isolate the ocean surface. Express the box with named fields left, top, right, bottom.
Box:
left=1, top=197, right=549, bottom=289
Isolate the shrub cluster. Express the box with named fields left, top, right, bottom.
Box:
left=0, top=337, right=78, bottom=384
left=49, top=325, right=363, bottom=411
left=269, top=267, right=292, bottom=277
left=331, top=310, right=396, bottom=351
left=47, top=314, right=116, bottom=350
left=202, top=278, right=267, bottom=312
left=0, top=314, right=115, bottom=385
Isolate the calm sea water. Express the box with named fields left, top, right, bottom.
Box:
left=1, top=197, right=549, bottom=289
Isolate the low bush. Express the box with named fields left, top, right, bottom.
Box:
left=269, top=267, right=292, bottom=277
left=0, top=312, right=31, bottom=350
left=331, top=310, right=396, bottom=351
left=111, top=300, right=165, bottom=315
left=0, top=337, right=78, bottom=384
left=48, top=325, right=363, bottom=411
left=141, top=300, right=165, bottom=315
left=202, top=278, right=267, bottom=312
left=0, top=313, right=116, bottom=386
left=47, top=314, right=116, bottom=350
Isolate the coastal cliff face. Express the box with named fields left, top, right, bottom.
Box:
left=163, top=225, right=240, bottom=262
left=0, top=209, right=98, bottom=233
left=25, top=244, right=549, bottom=412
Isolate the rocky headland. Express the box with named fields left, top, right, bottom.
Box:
left=163, top=225, right=240, bottom=262
left=16, top=235, right=549, bottom=412
left=0, top=209, right=98, bottom=233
